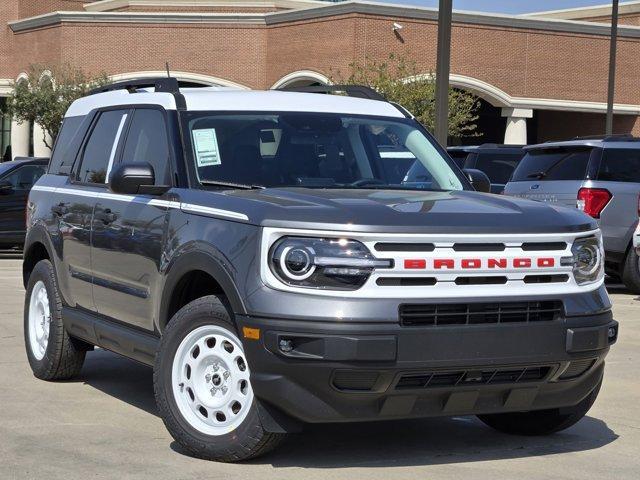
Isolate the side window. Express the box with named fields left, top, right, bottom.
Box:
left=121, top=109, right=170, bottom=185
left=1, top=165, right=46, bottom=190
left=474, top=153, right=523, bottom=184
left=48, top=116, right=85, bottom=175
left=598, top=149, right=640, bottom=182
left=77, top=110, right=129, bottom=184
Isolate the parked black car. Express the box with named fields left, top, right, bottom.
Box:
left=448, top=144, right=525, bottom=194
left=0, top=157, right=48, bottom=248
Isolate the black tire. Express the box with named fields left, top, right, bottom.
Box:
left=24, top=259, right=86, bottom=380
left=477, top=379, right=602, bottom=436
left=153, top=295, right=285, bottom=462
left=622, top=248, right=640, bottom=294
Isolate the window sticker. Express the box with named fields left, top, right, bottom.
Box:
left=193, top=128, right=222, bottom=167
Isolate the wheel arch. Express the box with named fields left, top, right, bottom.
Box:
left=159, top=248, right=247, bottom=332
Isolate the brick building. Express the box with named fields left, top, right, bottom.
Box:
left=1, top=0, right=640, bottom=159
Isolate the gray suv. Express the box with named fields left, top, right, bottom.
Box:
left=504, top=135, right=640, bottom=292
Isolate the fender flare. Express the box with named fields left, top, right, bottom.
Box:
left=22, top=224, right=58, bottom=288
left=158, top=246, right=247, bottom=331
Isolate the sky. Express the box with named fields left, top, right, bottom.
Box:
left=376, top=0, right=620, bottom=15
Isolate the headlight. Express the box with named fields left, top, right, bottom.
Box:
left=562, top=235, right=603, bottom=285
left=269, top=237, right=392, bottom=290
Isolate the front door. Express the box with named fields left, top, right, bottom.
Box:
left=91, top=108, right=172, bottom=330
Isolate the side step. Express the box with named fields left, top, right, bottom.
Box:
left=62, top=307, right=159, bottom=366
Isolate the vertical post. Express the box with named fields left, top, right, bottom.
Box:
left=434, top=0, right=452, bottom=146
left=606, top=0, right=619, bottom=135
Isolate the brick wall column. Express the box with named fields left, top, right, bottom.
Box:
left=502, top=108, right=533, bottom=145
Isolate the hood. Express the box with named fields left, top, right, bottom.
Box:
left=186, top=187, right=597, bottom=234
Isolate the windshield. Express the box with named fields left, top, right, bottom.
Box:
left=510, top=147, right=592, bottom=182
left=182, top=112, right=467, bottom=191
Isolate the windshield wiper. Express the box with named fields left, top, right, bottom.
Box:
left=200, top=180, right=264, bottom=190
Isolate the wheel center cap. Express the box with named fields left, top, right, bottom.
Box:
left=205, top=362, right=230, bottom=396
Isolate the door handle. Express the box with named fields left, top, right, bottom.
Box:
left=51, top=203, right=68, bottom=216
left=95, top=209, right=117, bottom=225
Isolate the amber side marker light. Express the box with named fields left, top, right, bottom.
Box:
left=242, top=327, right=261, bottom=340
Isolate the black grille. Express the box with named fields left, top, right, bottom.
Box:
left=396, top=366, right=552, bottom=390
left=399, top=301, right=563, bottom=326
left=559, top=359, right=596, bottom=380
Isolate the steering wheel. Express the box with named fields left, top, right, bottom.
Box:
left=351, top=178, right=386, bottom=187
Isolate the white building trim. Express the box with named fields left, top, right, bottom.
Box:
left=523, top=1, right=640, bottom=20
left=83, top=0, right=327, bottom=12
left=0, top=79, right=12, bottom=96
left=270, top=70, right=330, bottom=89
left=109, top=70, right=250, bottom=89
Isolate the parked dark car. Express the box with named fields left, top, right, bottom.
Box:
left=0, top=158, right=48, bottom=248
left=448, top=144, right=525, bottom=194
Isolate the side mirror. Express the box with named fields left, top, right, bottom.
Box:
left=109, top=162, right=166, bottom=195
left=0, top=180, right=13, bottom=195
left=463, top=168, right=491, bottom=194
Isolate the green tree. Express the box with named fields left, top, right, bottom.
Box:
left=333, top=54, right=479, bottom=139
left=2, top=64, right=108, bottom=149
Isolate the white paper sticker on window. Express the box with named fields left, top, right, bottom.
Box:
left=193, top=128, right=221, bottom=167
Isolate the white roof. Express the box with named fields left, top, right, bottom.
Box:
left=65, top=87, right=405, bottom=118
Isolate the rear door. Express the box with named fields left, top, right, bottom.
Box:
left=503, top=147, right=595, bottom=208
left=61, top=108, right=130, bottom=311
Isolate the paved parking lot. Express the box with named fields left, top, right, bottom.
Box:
left=1, top=257, right=638, bottom=480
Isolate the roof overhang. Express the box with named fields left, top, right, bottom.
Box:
left=83, top=0, right=327, bottom=13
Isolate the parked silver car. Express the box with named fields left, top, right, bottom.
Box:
left=504, top=135, right=640, bottom=292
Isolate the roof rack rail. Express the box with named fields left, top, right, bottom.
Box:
left=572, top=133, right=640, bottom=142
left=89, top=77, right=182, bottom=96
left=478, top=143, right=525, bottom=148
left=278, top=84, right=386, bottom=102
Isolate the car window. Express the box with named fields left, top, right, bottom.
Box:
left=0, top=165, right=45, bottom=190
left=373, top=129, right=417, bottom=184
left=121, top=109, right=170, bottom=185
left=448, top=151, right=470, bottom=168
left=597, top=149, right=640, bottom=183
left=183, top=112, right=467, bottom=191
left=510, top=148, right=592, bottom=182
left=48, top=116, right=85, bottom=175
left=77, top=110, right=128, bottom=184
left=474, top=153, right=523, bottom=184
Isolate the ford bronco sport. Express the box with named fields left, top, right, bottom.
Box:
left=22, top=79, right=618, bottom=462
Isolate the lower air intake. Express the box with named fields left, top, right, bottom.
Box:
left=396, top=366, right=552, bottom=390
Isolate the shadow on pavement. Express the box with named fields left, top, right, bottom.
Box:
left=77, top=350, right=618, bottom=468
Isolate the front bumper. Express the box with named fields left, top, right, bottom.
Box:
left=236, top=311, right=617, bottom=425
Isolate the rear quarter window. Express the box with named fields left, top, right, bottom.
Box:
left=510, top=147, right=592, bottom=182
left=48, top=116, right=85, bottom=175
left=597, top=149, right=640, bottom=182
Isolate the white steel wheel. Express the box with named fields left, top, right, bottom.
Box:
left=28, top=281, right=51, bottom=361
left=171, top=325, right=254, bottom=436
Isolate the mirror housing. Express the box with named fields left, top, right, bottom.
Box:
left=0, top=180, right=13, bottom=195
left=463, top=168, right=491, bottom=194
left=109, top=162, right=168, bottom=195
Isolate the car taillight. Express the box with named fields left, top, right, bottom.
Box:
left=577, top=188, right=612, bottom=218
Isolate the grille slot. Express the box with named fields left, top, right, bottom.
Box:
left=374, top=243, right=435, bottom=252
left=399, top=301, right=563, bottom=326
left=376, top=277, right=437, bottom=286
left=332, top=370, right=379, bottom=391
left=521, top=242, right=567, bottom=251
left=396, top=366, right=552, bottom=390
left=455, top=276, right=508, bottom=285
left=559, top=359, right=596, bottom=380
left=523, top=274, right=569, bottom=284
